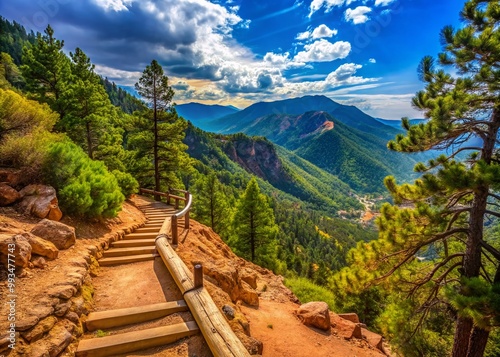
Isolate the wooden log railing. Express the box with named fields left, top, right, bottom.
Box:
left=139, top=188, right=250, bottom=357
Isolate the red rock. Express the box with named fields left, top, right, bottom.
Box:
left=338, top=312, right=360, bottom=323
left=296, top=302, right=331, bottom=331
left=22, top=232, right=59, bottom=260
left=330, top=312, right=362, bottom=339
left=362, top=327, right=384, bottom=351
left=0, top=233, right=32, bottom=268
left=17, top=185, right=59, bottom=219
left=0, top=183, right=20, bottom=206
left=31, top=219, right=76, bottom=250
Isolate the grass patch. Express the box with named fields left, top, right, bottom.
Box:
left=95, top=330, right=108, bottom=338
left=284, top=277, right=335, bottom=310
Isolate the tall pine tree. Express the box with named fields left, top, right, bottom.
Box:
left=231, top=177, right=278, bottom=265
left=132, top=60, right=187, bottom=195
left=335, top=2, right=500, bottom=356
left=20, top=25, right=71, bottom=122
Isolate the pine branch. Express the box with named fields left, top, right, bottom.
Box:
left=480, top=240, right=500, bottom=261
left=485, top=209, right=500, bottom=219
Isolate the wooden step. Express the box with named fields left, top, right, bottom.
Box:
left=134, top=227, right=161, bottom=233
left=111, top=239, right=156, bottom=248
left=86, top=301, right=188, bottom=331
left=102, top=246, right=156, bottom=257
left=99, top=254, right=156, bottom=266
left=124, top=232, right=158, bottom=239
left=76, top=321, right=199, bottom=357
left=145, top=215, right=170, bottom=219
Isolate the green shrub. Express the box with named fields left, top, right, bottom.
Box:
left=44, top=140, right=125, bottom=218
left=112, top=169, right=139, bottom=198
left=284, top=277, right=336, bottom=310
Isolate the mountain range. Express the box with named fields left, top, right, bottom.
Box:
left=178, top=96, right=423, bottom=194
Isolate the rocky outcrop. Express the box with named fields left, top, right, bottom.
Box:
left=0, top=183, right=20, bottom=206
left=362, top=327, right=384, bottom=351
left=296, top=301, right=331, bottom=331
left=338, top=312, right=360, bottom=323
left=17, top=185, right=63, bottom=221
left=31, top=219, right=76, bottom=250
left=0, top=168, right=23, bottom=188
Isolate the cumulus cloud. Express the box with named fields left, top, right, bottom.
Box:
left=369, top=58, right=376, bottom=63
left=296, top=24, right=337, bottom=41
left=374, top=0, right=396, bottom=6
left=345, top=6, right=372, bottom=24
left=92, top=0, right=133, bottom=11
left=294, top=39, right=351, bottom=63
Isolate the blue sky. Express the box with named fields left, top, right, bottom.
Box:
left=1, top=0, right=464, bottom=119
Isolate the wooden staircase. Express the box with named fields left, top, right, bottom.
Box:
left=76, top=202, right=199, bottom=357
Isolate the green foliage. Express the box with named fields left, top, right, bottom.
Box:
left=230, top=178, right=279, bottom=267
left=21, top=25, right=71, bottom=121
left=44, top=140, right=125, bottom=218
left=112, top=169, right=139, bottom=198
left=191, top=172, right=231, bottom=235
left=284, top=277, right=336, bottom=310
left=0, top=17, right=36, bottom=65
left=336, top=1, right=500, bottom=355
left=0, top=52, right=23, bottom=88
left=101, top=77, right=146, bottom=114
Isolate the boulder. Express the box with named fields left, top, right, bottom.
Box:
left=296, top=301, right=331, bottom=331
left=338, top=313, right=360, bottom=323
left=31, top=219, right=76, bottom=250
left=17, top=185, right=61, bottom=219
left=31, top=256, right=48, bottom=269
left=330, top=312, right=362, bottom=339
left=362, top=327, right=384, bottom=351
left=0, top=183, right=20, bottom=206
left=22, top=232, right=59, bottom=260
left=0, top=233, right=32, bottom=268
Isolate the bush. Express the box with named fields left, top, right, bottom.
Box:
left=284, top=277, right=336, bottom=310
left=44, top=140, right=125, bottom=218
left=112, top=169, right=139, bottom=198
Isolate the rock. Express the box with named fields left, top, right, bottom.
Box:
left=29, top=323, right=72, bottom=357
left=31, top=255, right=48, bottom=269
left=338, top=313, right=360, bottom=323
left=16, top=316, right=40, bottom=331
left=22, top=232, right=59, bottom=260
left=0, top=168, right=22, bottom=188
left=330, top=312, right=362, bottom=339
left=47, top=204, right=63, bottom=221
left=296, top=302, right=331, bottom=331
left=0, top=233, right=32, bottom=268
left=54, top=302, right=72, bottom=317
left=31, top=219, right=76, bottom=250
left=238, top=280, right=259, bottom=307
left=21, top=316, right=58, bottom=342
left=47, top=285, right=77, bottom=300
left=0, top=183, right=20, bottom=206
left=240, top=269, right=258, bottom=289
left=222, top=305, right=235, bottom=320
left=0, top=336, right=11, bottom=353
left=64, top=311, right=80, bottom=325
left=17, top=185, right=59, bottom=219
left=362, top=327, right=384, bottom=351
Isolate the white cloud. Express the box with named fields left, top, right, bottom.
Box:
left=374, top=0, right=395, bottom=6
left=312, top=24, right=338, bottom=39
left=92, top=0, right=133, bottom=11
left=296, top=24, right=338, bottom=41
left=309, top=0, right=345, bottom=17
left=294, top=39, right=351, bottom=63
left=345, top=6, right=372, bottom=24
left=369, top=58, right=376, bottom=63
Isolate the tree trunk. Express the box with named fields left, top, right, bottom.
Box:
left=452, top=317, right=473, bottom=357
left=467, top=327, right=490, bottom=357
left=250, top=211, right=255, bottom=262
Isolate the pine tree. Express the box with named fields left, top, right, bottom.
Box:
left=20, top=25, right=71, bottom=122
left=132, top=60, right=187, bottom=195
left=335, top=2, right=500, bottom=356
left=193, top=172, right=230, bottom=235
left=231, top=178, right=278, bottom=264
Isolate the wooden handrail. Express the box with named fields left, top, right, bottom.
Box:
left=139, top=188, right=250, bottom=356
